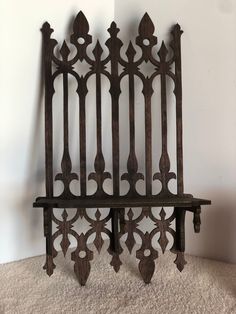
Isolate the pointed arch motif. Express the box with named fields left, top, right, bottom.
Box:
left=34, top=11, right=211, bottom=285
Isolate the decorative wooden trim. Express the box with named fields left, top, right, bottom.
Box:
left=34, top=11, right=211, bottom=285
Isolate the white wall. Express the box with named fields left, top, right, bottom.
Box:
left=1, top=0, right=236, bottom=264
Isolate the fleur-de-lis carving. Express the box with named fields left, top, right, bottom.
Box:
left=105, top=21, right=123, bottom=64
left=41, top=22, right=58, bottom=65
left=41, top=21, right=54, bottom=38
left=153, top=154, right=176, bottom=196
left=55, top=152, right=79, bottom=198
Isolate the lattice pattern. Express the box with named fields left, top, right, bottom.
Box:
left=34, top=11, right=211, bottom=286
left=44, top=207, right=186, bottom=285
left=41, top=11, right=184, bottom=198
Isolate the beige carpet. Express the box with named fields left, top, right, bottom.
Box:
left=1, top=244, right=236, bottom=314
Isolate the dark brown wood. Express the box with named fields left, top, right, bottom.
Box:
left=78, top=80, right=87, bottom=197
left=55, top=41, right=79, bottom=198
left=193, top=207, right=201, bottom=233
left=71, top=233, right=93, bottom=286
left=171, top=24, right=184, bottom=195
left=34, top=11, right=211, bottom=285
left=153, top=42, right=176, bottom=196
left=106, top=22, right=122, bottom=197
left=121, top=42, right=144, bottom=196
left=88, top=41, right=112, bottom=196
left=42, top=206, right=55, bottom=276
left=41, top=22, right=56, bottom=198
left=34, top=195, right=210, bottom=208
left=175, top=207, right=186, bottom=252
left=136, top=232, right=159, bottom=284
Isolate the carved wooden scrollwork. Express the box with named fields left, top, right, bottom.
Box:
left=40, top=11, right=185, bottom=198
left=46, top=206, right=188, bottom=285
left=36, top=11, right=211, bottom=286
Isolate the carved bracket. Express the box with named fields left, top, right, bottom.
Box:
left=42, top=206, right=196, bottom=285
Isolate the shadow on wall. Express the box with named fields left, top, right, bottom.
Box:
left=15, top=13, right=87, bottom=260
left=16, top=34, right=45, bottom=260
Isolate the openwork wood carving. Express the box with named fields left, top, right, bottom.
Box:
left=34, top=11, right=211, bottom=285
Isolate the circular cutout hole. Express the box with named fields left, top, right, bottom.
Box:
left=144, top=249, right=151, bottom=257
left=143, top=39, right=150, bottom=46
left=78, top=37, right=85, bottom=44
left=79, top=250, right=86, bottom=258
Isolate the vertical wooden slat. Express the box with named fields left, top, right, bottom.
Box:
left=79, top=87, right=87, bottom=196
left=41, top=23, right=55, bottom=198
left=63, top=73, right=69, bottom=156
left=129, top=73, right=135, bottom=167
left=153, top=42, right=176, bottom=195
left=135, top=13, right=157, bottom=197
left=54, top=42, right=78, bottom=197
left=41, top=22, right=57, bottom=277
left=111, top=83, right=120, bottom=195
left=159, top=42, right=169, bottom=193
left=121, top=42, right=144, bottom=195
left=106, top=22, right=122, bottom=196
left=88, top=41, right=111, bottom=196
left=160, top=74, right=168, bottom=159
left=96, top=71, right=102, bottom=157
left=105, top=23, right=123, bottom=255
left=70, top=11, right=92, bottom=197
left=143, top=79, right=153, bottom=196
left=172, top=24, right=184, bottom=195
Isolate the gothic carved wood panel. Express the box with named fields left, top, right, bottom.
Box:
left=34, top=11, right=211, bottom=285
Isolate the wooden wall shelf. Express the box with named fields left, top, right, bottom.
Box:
left=33, top=11, right=211, bottom=286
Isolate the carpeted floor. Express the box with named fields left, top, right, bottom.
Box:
left=1, top=243, right=236, bottom=314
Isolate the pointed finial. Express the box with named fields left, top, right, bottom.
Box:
left=60, top=40, right=70, bottom=60
left=62, top=209, right=68, bottom=220
left=158, top=41, right=168, bottom=60
left=95, top=209, right=101, bottom=220
left=70, top=11, right=92, bottom=48
left=92, top=40, right=103, bottom=59
left=126, top=41, right=136, bottom=60
left=41, top=22, right=54, bottom=36
left=78, top=208, right=85, bottom=218
left=73, top=11, right=89, bottom=35
left=136, top=12, right=157, bottom=52
left=171, top=23, right=183, bottom=37
left=138, top=13, right=155, bottom=37
left=107, top=21, right=120, bottom=37
left=160, top=207, right=166, bottom=220
left=127, top=208, right=134, bottom=220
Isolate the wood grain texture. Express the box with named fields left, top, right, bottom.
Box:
left=35, top=11, right=211, bottom=285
